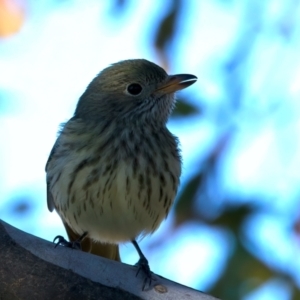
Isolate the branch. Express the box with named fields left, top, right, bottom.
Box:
left=0, top=219, right=219, bottom=300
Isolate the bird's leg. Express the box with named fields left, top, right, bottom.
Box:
left=53, top=232, right=88, bottom=250
left=132, top=239, right=153, bottom=290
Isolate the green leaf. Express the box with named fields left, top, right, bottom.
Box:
left=154, top=1, right=181, bottom=51
left=172, top=99, right=200, bottom=117
left=174, top=172, right=203, bottom=225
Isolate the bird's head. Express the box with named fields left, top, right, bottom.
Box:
left=75, top=59, right=197, bottom=126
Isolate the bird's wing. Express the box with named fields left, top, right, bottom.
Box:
left=63, top=221, right=121, bottom=262
left=45, top=140, right=59, bottom=212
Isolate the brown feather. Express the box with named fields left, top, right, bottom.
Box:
left=63, top=221, right=121, bottom=262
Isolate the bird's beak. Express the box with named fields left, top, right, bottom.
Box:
left=155, top=74, right=197, bottom=95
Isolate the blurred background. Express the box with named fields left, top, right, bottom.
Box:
left=1, top=0, right=300, bottom=299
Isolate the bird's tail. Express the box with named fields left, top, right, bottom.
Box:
left=63, top=222, right=121, bottom=262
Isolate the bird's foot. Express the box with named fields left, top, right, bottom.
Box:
left=135, top=257, right=153, bottom=291
left=53, top=235, right=81, bottom=249
left=53, top=231, right=88, bottom=250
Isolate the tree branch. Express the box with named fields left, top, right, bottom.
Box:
left=0, top=220, right=219, bottom=300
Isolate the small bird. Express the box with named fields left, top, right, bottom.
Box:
left=46, top=59, right=197, bottom=287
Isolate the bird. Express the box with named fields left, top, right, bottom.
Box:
left=45, top=59, right=197, bottom=288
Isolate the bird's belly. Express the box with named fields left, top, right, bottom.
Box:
left=53, top=159, right=179, bottom=244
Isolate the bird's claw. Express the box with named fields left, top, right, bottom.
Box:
left=135, top=257, right=153, bottom=291
left=53, top=235, right=81, bottom=250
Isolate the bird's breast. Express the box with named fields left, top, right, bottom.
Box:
left=50, top=126, right=181, bottom=243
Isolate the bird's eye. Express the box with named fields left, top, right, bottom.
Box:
left=127, top=83, right=143, bottom=95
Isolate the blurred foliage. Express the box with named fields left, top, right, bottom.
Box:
left=172, top=98, right=200, bottom=117
left=154, top=0, right=181, bottom=69
left=149, top=0, right=300, bottom=299
left=2, top=0, right=300, bottom=299
left=10, top=197, right=32, bottom=216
